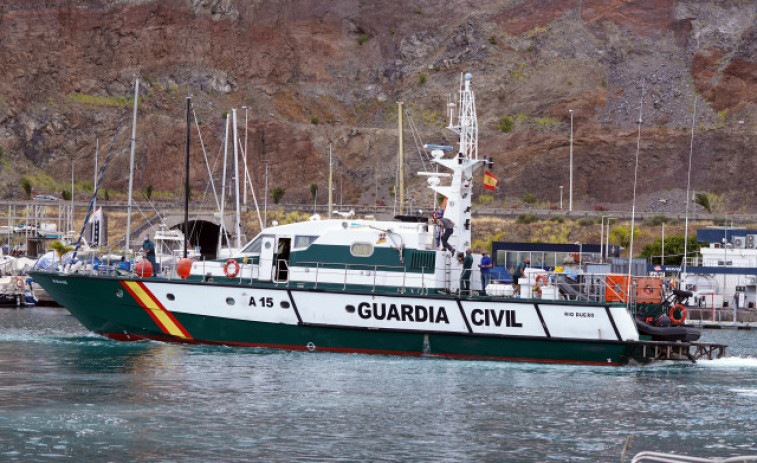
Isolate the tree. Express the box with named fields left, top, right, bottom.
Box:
left=61, top=190, right=71, bottom=201
left=49, top=240, right=73, bottom=263
left=20, top=177, right=32, bottom=199
left=310, top=183, right=318, bottom=201
left=695, top=192, right=712, bottom=213
left=639, top=234, right=702, bottom=266
left=610, top=225, right=643, bottom=257
left=270, top=187, right=285, bottom=204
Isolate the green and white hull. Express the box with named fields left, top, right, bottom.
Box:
left=32, top=270, right=680, bottom=366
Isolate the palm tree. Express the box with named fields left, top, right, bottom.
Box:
left=695, top=192, right=712, bottom=213
left=49, top=240, right=73, bottom=264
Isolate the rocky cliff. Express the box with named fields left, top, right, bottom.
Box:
left=0, top=0, right=755, bottom=212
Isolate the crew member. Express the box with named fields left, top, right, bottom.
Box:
left=142, top=234, right=156, bottom=269
left=460, top=248, right=473, bottom=294
left=512, top=257, right=530, bottom=296
left=479, top=249, right=492, bottom=296
left=437, top=216, right=455, bottom=253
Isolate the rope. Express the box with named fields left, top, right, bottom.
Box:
left=70, top=83, right=136, bottom=264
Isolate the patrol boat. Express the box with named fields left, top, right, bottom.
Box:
left=30, top=74, right=726, bottom=365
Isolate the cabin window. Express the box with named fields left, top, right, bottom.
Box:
left=294, top=235, right=318, bottom=249
left=241, top=237, right=262, bottom=254
left=350, top=242, right=374, bottom=257
left=166, top=293, right=175, bottom=301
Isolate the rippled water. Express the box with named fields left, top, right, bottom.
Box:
left=1, top=307, right=756, bottom=463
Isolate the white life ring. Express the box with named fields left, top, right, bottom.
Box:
left=15, top=278, right=25, bottom=290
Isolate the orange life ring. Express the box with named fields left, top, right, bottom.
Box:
left=223, top=259, right=240, bottom=278
left=669, top=304, right=687, bottom=324
left=533, top=274, right=547, bottom=291
left=15, top=278, right=25, bottom=289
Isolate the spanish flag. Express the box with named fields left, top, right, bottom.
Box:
left=483, top=171, right=498, bottom=190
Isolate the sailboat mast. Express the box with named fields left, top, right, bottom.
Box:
left=232, top=109, right=242, bottom=250
left=217, top=114, right=229, bottom=255
left=184, top=97, right=191, bottom=259
left=125, top=77, right=139, bottom=253
left=398, top=101, right=404, bottom=215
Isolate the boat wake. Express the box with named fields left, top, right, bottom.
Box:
left=697, top=356, right=757, bottom=368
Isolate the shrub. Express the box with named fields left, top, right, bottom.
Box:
left=550, top=215, right=565, bottom=223
left=577, top=217, right=595, bottom=226
left=516, top=213, right=537, bottom=224
left=311, top=115, right=319, bottom=125
left=357, top=34, right=370, bottom=46
left=498, top=115, right=514, bottom=133
left=143, top=184, right=153, bottom=200
left=477, top=194, right=494, bottom=204
left=20, top=177, right=32, bottom=199
left=643, top=215, right=669, bottom=226
left=418, top=73, right=427, bottom=85
left=489, top=35, right=497, bottom=45
left=593, top=204, right=608, bottom=211
left=522, top=192, right=535, bottom=204
left=271, top=187, right=286, bottom=204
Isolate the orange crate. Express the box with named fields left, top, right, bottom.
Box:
left=635, top=277, right=662, bottom=304
left=605, top=275, right=628, bottom=302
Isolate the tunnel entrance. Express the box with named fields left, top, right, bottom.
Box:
left=173, top=220, right=228, bottom=260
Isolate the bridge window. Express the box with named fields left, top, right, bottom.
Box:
left=294, top=235, right=318, bottom=249
left=350, top=242, right=374, bottom=257
left=241, top=237, right=262, bottom=254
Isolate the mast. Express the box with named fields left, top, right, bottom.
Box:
left=425, top=73, right=483, bottom=257
left=232, top=109, right=241, bottom=250
left=92, top=138, right=98, bottom=242
left=217, top=114, right=229, bottom=255
left=328, top=142, right=333, bottom=218
left=398, top=101, right=404, bottom=215
left=125, top=77, right=139, bottom=253
left=184, top=97, right=191, bottom=259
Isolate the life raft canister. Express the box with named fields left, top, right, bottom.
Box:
left=669, top=304, right=687, bottom=324
left=224, top=259, right=240, bottom=278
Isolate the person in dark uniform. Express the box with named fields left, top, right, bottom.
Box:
left=142, top=235, right=156, bottom=269
left=459, top=248, right=473, bottom=294
left=437, top=216, right=455, bottom=253
left=512, top=257, right=530, bottom=296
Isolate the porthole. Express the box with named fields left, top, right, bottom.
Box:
left=345, top=305, right=356, bottom=313
left=226, top=297, right=235, bottom=306
left=264, top=241, right=272, bottom=249
left=115, top=289, right=124, bottom=298
left=166, top=293, right=175, bottom=301
left=280, top=301, right=290, bottom=309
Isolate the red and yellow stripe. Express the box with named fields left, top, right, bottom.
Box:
left=121, top=281, right=192, bottom=340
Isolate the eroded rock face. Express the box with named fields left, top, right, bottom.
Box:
left=0, top=0, right=755, bottom=208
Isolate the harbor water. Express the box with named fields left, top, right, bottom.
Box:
left=1, top=306, right=756, bottom=463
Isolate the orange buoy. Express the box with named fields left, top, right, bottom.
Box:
left=136, top=259, right=153, bottom=277
left=176, top=258, right=193, bottom=279
left=669, top=304, right=687, bottom=324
